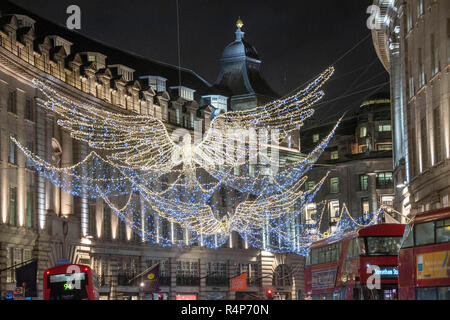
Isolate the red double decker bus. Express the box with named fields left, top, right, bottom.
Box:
left=398, top=207, right=450, bottom=300
left=43, top=264, right=99, bottom=300
left=305, top=224, right=405, bottom=300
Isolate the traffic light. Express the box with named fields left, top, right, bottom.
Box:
left=266, top=289, right=274, bottom=300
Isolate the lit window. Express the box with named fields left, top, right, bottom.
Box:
left=376, top=172, right=393, bottom=189
left=190, top=113, right=195, bottom=128
left=305, top=203, right=317, bottom=224
left=361, top=197, right=370, bottom=219
left=377, top=143, right=393, bottom=151
left=381, top=196, right=394, bottom=207
left=306, top=181, right=316, bottom=191
left=360, top=175, right=369, bottom=191
left=378, top=124, right=392, bottom=132
left=329, top=200, right=340, bottom=221
left=330, top=178, right=339, bottom=194
left=176, top=109, right=181, bottom=125
left=360, top=127, right=367, bottom=138
left=9, top=187, right=17, bottom=226
left=330, top=151, right=339, bottom=160
left=9, top=137, right=17, bottom=165
left=313, top=134, right=319, bottom=143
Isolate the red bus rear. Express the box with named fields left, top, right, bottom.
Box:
left=43, top=264, right=99, bottom=300
left=398, top=207, right=450, bottom=300
left=305, top=224, right=405, bottom=300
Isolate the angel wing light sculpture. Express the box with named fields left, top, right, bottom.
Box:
left=13, top=67, right=348, bottom=254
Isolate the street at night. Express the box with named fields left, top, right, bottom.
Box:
left=0, top=0, right=449, bottom=314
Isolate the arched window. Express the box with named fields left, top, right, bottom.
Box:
left=272, top=264, right=291, bottom=287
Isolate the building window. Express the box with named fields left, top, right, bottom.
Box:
left=306, top=181, right=316, bottom=191
left=26, top=191, right=33, bottom=228
left=190, top=113, right=195, bottom=129
left=361, top=197, right=370, bottom=219
left=305, top=203, right=316, bottom=224
left=447, top=19, right=450, bottom=64
left=421, top=118, right=428, bottom=171
left=408, top=61, right=415, bottom=98
left=377, top=143, right=393, bottom=151
left=176, top=109, right=181, bottom=125
left=360, top=175, right=369, bottom=191
left=381, top=196, right=394, bottom=208
left=103, top=207, right=111, bottom=240
left=9, top=137, right=17, bottom=165
left=26, top=140, right=34, bottom=168
left=313, top=134, right=319, bottom=143
left=417, top=0, right=424, bottom=18
left=360, top=127, right=367, bottom=138
left=434, top=108, right=442, bottom=163
left=8, top=91, right=17, bottom=114
left=431, top=34, right=440, bottom=76
left=9, top=187, right=17, bottom=226
left=330, top=151, right=339, bottom=160
left=329, top=200, right=340, bottom=222
left=407, top=4, right=413, bottom=31
left=419, top=48, right=425, bottom=88
left=25, top=99, right=34, bottom=121
left=330, top=177, right=339, bottom=194
left=378, top=124, right=391, bottom=132
left=376, top=172, right=393, bottom=189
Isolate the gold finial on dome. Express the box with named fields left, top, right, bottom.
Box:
left=236, top=17, right=244, bottom=29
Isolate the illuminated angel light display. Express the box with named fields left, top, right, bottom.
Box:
left=12, top=67, right=394, bottom=255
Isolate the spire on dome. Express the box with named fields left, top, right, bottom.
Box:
left=235, top=17, right=245, bottom=41
left=236, top=17, right=244, bottom=29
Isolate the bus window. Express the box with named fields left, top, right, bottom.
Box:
left=366, top=237, right=402, bottom=256
left=436, top=219, right=450, bottom=244
left=401, top=224, right=415, bottom=248
left=415, top=222, right=435, bottom=246
left=360, top=238, right=367, bottom=255
left=48, top=272, right=89, bottom=300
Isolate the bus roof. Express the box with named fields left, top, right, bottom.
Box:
left=357, top=223, right=405, bottom=237
left=45, top=264, right=91, bottom=275
left=413, top=207, right=450, bottom=224
left=309, top=223, right=405, bottom=249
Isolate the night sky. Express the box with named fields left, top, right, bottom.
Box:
left=10, top=0, right=389, bottom=118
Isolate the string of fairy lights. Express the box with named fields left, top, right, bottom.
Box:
left=11, top=67, right=410, bottom=255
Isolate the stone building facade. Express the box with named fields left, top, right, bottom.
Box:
left=0, top=2, right=304, bottom=300
left=300, top=94, right=400, bottom=232
left=372, top=0, right=450, bottom=216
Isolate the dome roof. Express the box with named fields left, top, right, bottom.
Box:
left=221, top=39, right=259, bottom=60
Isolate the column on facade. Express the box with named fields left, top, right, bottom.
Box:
left=45, top=113, right=54, bottom=216
left=368, top=173, right=378, bottom=214
left=1, top=83, right=9, bottom=224
left=33, top=234, right=52, bottom=299
left=60, top=130, right=73, bottom=217
left=109, top=259, right=119, bottom=300
left=34, top=99, right=50, bottom=229
left=287, top=254, right=305, bottom=301
left=16, top=89, right=26, bottom=227
left=198, top=259, right=206, bottom=300
left=259, top=251, right=275, bottom=297
left=0, top=243, right=7, bottom=298
left=79, top=142, right=89, bottom=237
left=169, top=257, right=177, bottom=300
left=227, top=260, right=237, bottom=300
